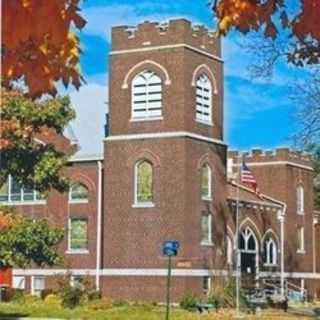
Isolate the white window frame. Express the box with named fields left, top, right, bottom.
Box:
left=195, top=73, right=213, bottom=126
left=66, top=218, right=89, bottom=254
left=13, top=276, right=25, bottom=290
left=0, top=176, right=46, bottom=205
left=264, top=238, right=277, bottom=266
left=201, top=164, right=212, bottom=201
left=31, top=276, right=45, bottom=296
left=131, top=70, right=163, bottom=121
left=297, top=185, right=304, bottom=215
left=203, top=276, right=212, bottom=295
left=133, top=160, right=154, bottom=208
left=68, top=183, right=89, bottom=204
left=297, top=226, right=305, bottom=254
left=201, top=214, right=213, bottom=246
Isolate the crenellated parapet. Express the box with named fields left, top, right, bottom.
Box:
left=228, top=148, right=312, bottom=167
left=111, top=19, right=220, bottom=57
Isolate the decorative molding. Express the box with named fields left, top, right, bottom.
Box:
left=191, top=64, right=218, bottom=94
left=110, top=43, right=223, bottom=63
left=122, top=60, right=171, bottom=89
left=105, top=131, right=225, bottom=146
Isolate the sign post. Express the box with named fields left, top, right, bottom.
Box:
left=162, top=240, right=180, bottom=320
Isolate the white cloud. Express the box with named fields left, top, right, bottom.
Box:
left=82, top=4, right=202, bottom=42
left=69, top=83, right=107, bottom=155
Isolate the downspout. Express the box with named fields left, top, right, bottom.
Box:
left=96, top=160, right=103, bottom=291
left=278, top=205, right=286, bottom=298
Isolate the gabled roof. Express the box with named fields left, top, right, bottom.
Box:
left=227, top=181, right=283, bottom=209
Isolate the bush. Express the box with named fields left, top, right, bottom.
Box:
left=180, top=292, right=199, bottom=311
left=60, top=285, right=83, bottom=309
left=25, top=294, right=41, bottom=304
left=2, top=288, right=25, bottom=303
left=44, top=294, right=62, bottom=306
left=88, top=297, right=113, bottom=311
left=88, top=290, right=102, bottom=301
left=41, top=289, right=55, bottom=300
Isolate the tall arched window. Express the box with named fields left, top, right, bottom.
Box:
left=135, top=160, right=153, bottom=205
left=239, top=227, right=257, bottom=252
left=132, top=70, right=162, bottom=120
left=263, top=237, right=277, bottom=265
left=69, top=183, right=89, bottom=203
left=196, top=74, right=212, bottom=124
left=297, top=185, right=304, bottom=214
left=201, top=164, right=212, bottom=200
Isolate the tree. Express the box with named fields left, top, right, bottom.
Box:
left=212, top=0, right=320, bottom=67
left=1, top=0, right=86, bottom=192
left=2, top=0, right=86, bottom=98
left=1, top=90, right=75, bottom=192
left=0, top=206, right=64, bottom=268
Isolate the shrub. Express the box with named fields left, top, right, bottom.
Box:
left=41, top=289, right=55, bottom=300
left=44, top=294, right=62, bottom=306
left=60, top=285, right=83, bottom=309
left=2, top=288, right=25, bottom=303
left=88, top=297, right=113, bottom=311
left=25, top=294, right=41, bottom=304
left=180, top=292, right=199, bottom=311
left=87, top=290, right=102, bottom=301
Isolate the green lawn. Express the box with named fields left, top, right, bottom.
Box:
left=0, top=302, right=313, bottom=320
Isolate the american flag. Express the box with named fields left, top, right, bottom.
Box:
left=241, top=161, right=259, bottom=194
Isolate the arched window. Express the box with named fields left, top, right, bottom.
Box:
left=201, top=164, right=212, bottom=200
left=196, top=73, right=212, bottom=124
left=132, top=70, right=162, bottom=120
left=297, top=185, right=304, bottom=214
left=69, top=183, right=89, bottom=203
left=239, top=227, right=257, bottom=252
left=263, top=237, right=277, bottom=265
left=135, top=160, right=153, bottom=205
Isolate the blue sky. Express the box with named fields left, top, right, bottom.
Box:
left=67, top=0, right=304, bottom=155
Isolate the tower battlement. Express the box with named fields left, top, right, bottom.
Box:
left=111, top=19, right=220, bottom=56
left=228, top=148, right=312, bottom=167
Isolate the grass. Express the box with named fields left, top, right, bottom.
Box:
left=0, top=302, right=313, bottom=320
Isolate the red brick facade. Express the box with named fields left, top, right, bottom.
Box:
left=7, top=19, right=320, bottom=301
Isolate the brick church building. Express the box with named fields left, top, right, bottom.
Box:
left=2, top=19, right=320, bottom=301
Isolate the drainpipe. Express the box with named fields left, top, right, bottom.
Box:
left=95, top=161, right=103, bottom=291
left=278, top=208, right=286, bottom=298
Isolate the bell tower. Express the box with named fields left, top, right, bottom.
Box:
left=103, top=19, right=227, bottom=301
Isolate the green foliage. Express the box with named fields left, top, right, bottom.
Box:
left=0, top=206, right=64, bottom=268
left=44, top=294, right=62, bottom=307
left=1, top=91, right=75, bottom=193
left=180, top=292, right=199, bottom=311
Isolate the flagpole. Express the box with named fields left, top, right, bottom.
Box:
left=235, top=152, right=242, bottom=318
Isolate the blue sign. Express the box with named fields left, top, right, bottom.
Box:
left=163, top=240, right=180, bottom=257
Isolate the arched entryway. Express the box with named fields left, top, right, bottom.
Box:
left=239, top=227, right=259, bottom=275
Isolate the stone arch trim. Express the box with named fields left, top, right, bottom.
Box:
left=122, top=60, right=171, bottom=89
left=197, top=153, right=215, bottom=171
left=69, top=173, right=96, bottom=192
left=227, top=225, right=236, bottom=249
left=127, top=149, right=161, bottom=168
left=191, top=64, right=218, bottom=94
left=239, top=217, right=262, bottom=242
left=261, top=228, right=280, bottom=252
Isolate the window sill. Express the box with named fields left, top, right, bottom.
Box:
left=0, top=200, right=46, bottom=206
left=297, top=211, right=305, bottom=215
left=263, top=263, right=277, bottom=267
left=132, top=202, right=155, bottom=208
left=201, top=196, right=212, bottom=202
left=66, top=250, right=89, bottom=255
left=201, top=241, right=214, bottom=247
left=130, top=116, right=163, bottom=122
left=297, top=250, right=306, bottom=254
left=195, top=119, right=213, bottom=126
left=69, top=199, right=89, bottom=204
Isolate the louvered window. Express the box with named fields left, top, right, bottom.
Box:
left=132, top=70, right=162, bottom=119
left=196, top=74, right=212, bottom=124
